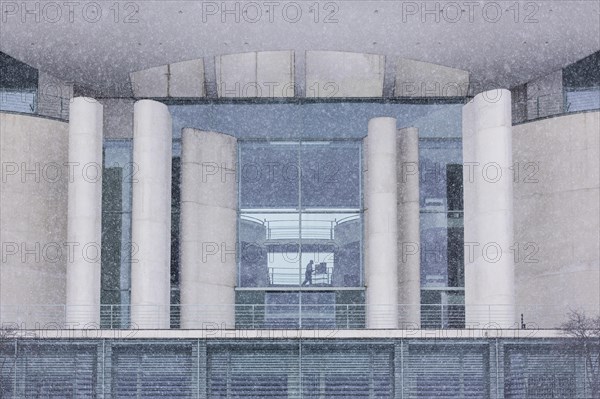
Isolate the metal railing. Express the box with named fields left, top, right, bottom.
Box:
left=241, top=215, right=360, bottom=241
left=2, top=303, right=595, bottom=330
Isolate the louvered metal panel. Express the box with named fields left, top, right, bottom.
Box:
left=504, top=346, right=581, bottom=399
left=406, top=344, right=489, bottom=398
left=208, top=346, right=299, bottom=398
left=111, top=345, right=193, bottom=398
left=16, top=344, right=96, bottom=398
left=208, top=344, right=394, bottom=399
left=301, top=345, right=393, bottom=398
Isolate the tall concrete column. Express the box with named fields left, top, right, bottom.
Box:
left=131, top=100, right=172, bottom=329
left=180, top=128, right=237, bottom=329
left=397, top=127, right=421, bottom=328
left=66, top=97, right=103, bottom=327
left=463, top=89, right=516, bottom=328
left=364, top=117, right=399, bottom=329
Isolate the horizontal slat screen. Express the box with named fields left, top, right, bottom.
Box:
left=407, top=344, right=488, bottom=398
left=1, top=343, right=16, bottom=398
left=209, top=347, right=299, bottom=398
left=504, top=347, right=581, bottom=399
left=17, top=345, right=96, bottom=397
left=1, top=339, right=592, bottom=397
left=112, top=345, right=193, bottom=398
left=208, top=345, right=393, bottom=398
left=302, top=346, right=393, bottom=398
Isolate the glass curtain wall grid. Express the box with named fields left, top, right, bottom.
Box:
left=237, top=140, right=364, bottom=329
left=99, top=101, right=465, bottom=329
left=418, top=137, right=465, bottom=329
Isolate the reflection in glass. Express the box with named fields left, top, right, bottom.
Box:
left=419, top=139, right=464, bottom=289
left=240, top=142, right=299, bottom=209
left=238, top=140, right=362, bottom=289
left=300, top=142, right=360, bottom=209
left=264, top=292, right=335, bottom=329
left=419, top=138, right=465, bottom=328
left=239, top=213, right=361, bottom=287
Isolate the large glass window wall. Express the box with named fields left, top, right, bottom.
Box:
left=238, top=140, right=362, bottom=290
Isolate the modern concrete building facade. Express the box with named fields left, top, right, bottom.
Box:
left=1, top=1, right=599, bottom=396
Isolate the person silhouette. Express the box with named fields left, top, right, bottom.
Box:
left=302, top=260, right=314, bottom=286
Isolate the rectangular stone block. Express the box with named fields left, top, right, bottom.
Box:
left=130, top=65, right=169, bottom=98
left=306, top=51, right=384, bottom=98
left=396, top=58, right=469, bottom=97
left=169, top=59, right=206, bottom=97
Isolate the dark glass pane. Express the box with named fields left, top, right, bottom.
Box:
left=240, top=143, right=299, bottom=209
left=101, top=167, right=124, bottom=315
left=101, top=212, right=122, bottom=307
left=300, top=142, right=360, bottom=209
left=446, top=163, right=463, bottom=211
left=447, top=227, right=464, bottom=287
left=563, top=51, right=600, bottom=113
left=171, top=155, right=181, bottom=291
left=563, top=51, right=600, bottom=89
left=102, top=167, right=123, bottom=213
left=0, top=52, right=38, bottom=89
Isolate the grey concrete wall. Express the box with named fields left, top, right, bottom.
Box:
left=0, top=112, right=69, bottom=328
left=513, top=111, right=600, bottom=328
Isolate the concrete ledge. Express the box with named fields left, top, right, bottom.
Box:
left=7, top=329, right=567, bottom=340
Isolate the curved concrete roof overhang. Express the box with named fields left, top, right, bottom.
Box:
left=0, top=1, right=598, bottom=96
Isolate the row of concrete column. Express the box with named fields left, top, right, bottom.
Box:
left=65, top=89, right=515, bottom=329
left=66, top=98, right=238, bottom=329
